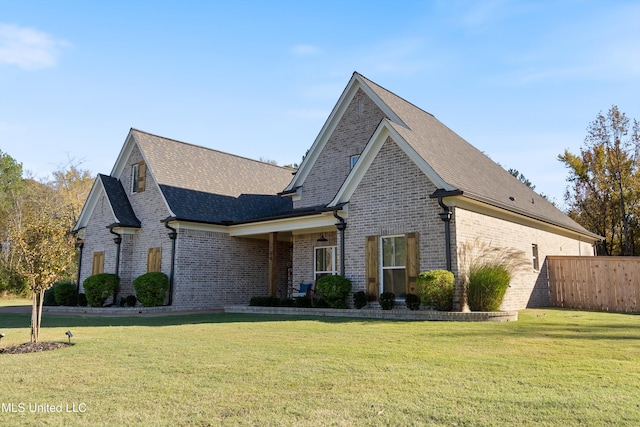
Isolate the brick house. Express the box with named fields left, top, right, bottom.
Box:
left=74, top=72, right=600, bottom=310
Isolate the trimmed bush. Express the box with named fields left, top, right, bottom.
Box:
left=250, top=296, right=280, bottom=307
left=54, top=280, right=77, bottom=306
left=417, top=270, right=455, bottom=311
left=405, top=293, right=421, bottom=311
left=78, top=293, right=88, bottom=307
left=42, top=286, right=58, bottom=306
left=467, top=265, right=511, bottom=311
left=83, top=273, right=119, bottom=307
left=279, top=298, right=295, bottom=307
left=316, top=275, right=352, bottom=309
left=294, top=296, right=313, bottom=308
left=379, top=292, right=395, bottom=310
left=133, top=272, right=169, bottom=307
left=353, top=291, right=367, bottom=309
left=125, top=295, right=137, bottom=307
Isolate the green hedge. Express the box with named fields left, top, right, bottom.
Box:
left=83, top=274, right=120, bottom=307
left=417, top=270, right=455, bottom=311
left=467, top=265, right=511, bottom=311
left=316, top=275, right=352, bottom=309
left=133, top=272, right=169, bottom=307
left=54, top=280, right=77, bottom=306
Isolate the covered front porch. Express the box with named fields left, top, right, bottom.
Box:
left=229, top=208, right=346, bottom=299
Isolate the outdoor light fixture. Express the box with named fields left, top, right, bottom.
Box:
left=65, top=330, right=73, bottom=344
left=317, top=227, right=328, bottom=243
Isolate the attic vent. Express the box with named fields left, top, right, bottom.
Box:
left=509, top=196, right=516, bottom=202
left=357, top=99, right=364, bottom=117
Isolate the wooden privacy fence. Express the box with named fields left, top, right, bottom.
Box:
left=547, top=256, right=640, bottom=313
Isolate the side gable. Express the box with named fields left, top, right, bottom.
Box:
left=74, top=174, right=140, bottom=232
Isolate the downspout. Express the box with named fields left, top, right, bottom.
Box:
left=108, top=227, right=122, bottom=277
left=74, top=237, right=84, bottom=306
left=430, top=189, right=463, bottom=272
left=333, top=209, right=347, bottom=276
left=109, top=226, right=122, bottom=305
left=164, top=221, right=177, bottom=306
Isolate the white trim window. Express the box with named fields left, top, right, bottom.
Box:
left=131, top=163, right=139, bottom=193
left=532, top=243, right=539, bottom=271
left=380, top=235, right=406, bottom=297
left=314, top=246, right=337, bottom=281
left=350, top=155, right=360, bottom=169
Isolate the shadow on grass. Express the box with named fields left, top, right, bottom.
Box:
left=0, top=311, right=397, bottom=329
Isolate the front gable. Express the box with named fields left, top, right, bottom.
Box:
left=284, top=73, right=409, bottom=209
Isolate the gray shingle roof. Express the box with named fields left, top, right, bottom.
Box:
left=356, top=73, right=599, bottom=239
left=131, top=129, right=294, bottom=223
left=99, top=174, right=141, bottom=228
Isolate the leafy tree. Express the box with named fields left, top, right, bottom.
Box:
left=507, top=168, right=535, bottom=190
left=8, top=179, right=75, bottom=342
left=559, top=106, right=640, bottom=255
left=0, top=150, right=25, bottom=294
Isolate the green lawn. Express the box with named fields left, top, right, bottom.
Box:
left=0, top=308, right=638, bottom=426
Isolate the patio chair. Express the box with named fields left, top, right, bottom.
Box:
left=291, top=283, right=313, bottom=298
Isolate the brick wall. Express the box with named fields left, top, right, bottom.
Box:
left=173, top=229, right=291, bottom=308
left=295, top=89, right=384, bottom=209
left=453, top=207, right=595, bottom=310
left=344, top=137, right=446, bottom=294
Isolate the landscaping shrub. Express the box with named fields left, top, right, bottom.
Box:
left=379, top=292, right=395, bottom=310
left=250, top=296, right=280, bottom=307
left=83, top=274, right=120, bottom=307
left=53, top=280, right=77, bottom=306
left=133, top=272, right=169, bottom=307
left=353, top=291, right=367, bottom=309
left=467, top=265, right=511, bottom=311
left=294, top=296, right=313, bottom=308
left=417, top=270, right=454, bottom=311
left=42, top=286, right=58, bottom=306
left=125, top=295, right=137, bottom=307
left=405, top=293, right=421, bottom=311
left=78, top=293, right=88, bottom=307
left=316, top=275, right=352, bottom=309
left=279, top=298, right=295, bottom=307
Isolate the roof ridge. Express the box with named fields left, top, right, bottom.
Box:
left=354, top=72, right=435, bottom=119
left=130, top=128, right=293, bottom=171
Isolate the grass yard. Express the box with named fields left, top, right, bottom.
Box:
left=0, top=308, right=638, bottom=426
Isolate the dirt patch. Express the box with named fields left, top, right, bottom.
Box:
left=0, top=342, right=74, bottom=354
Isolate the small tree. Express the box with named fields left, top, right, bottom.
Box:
left=8, top=180, right=75, bottom=342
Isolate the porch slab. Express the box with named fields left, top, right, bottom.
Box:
left=224, top=305, right=518, bottom=322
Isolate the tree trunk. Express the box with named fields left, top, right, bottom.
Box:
left=37, top=289, right=45, bottom=342
left=30, top=290, right=38, bottom=343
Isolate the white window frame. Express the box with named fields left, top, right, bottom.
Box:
left=379, top=235, right=406, bottom=296
left=314, top=246, right=337, bottom=281
left=532, top=243, right=539, bottom=271
left=131, top=163, right=139, bottom=194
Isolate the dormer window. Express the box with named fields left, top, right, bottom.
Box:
left=350, top=155, right=360, bottom=169
left=131, top=161, right=146, bottom=193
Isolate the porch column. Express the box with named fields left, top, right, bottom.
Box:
left=268, top=232, right=277, bottom=297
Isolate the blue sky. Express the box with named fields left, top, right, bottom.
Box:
left=1, top=0, right=639, bottom=206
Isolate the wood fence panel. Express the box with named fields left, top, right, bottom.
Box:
left=548, top=256, right=640, bottom=313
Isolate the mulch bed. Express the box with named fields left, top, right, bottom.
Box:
left=0, top=342, right=74, bottom=354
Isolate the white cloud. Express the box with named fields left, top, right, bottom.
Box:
left=290, top=44, right=321, bottom=56
left=0, top=23, right=70, bottom=70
